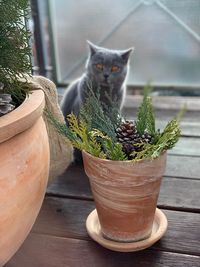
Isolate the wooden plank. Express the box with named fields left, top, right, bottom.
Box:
left=59, top=87, right=200, bottom=137
left=169, top=137, right=200, bottom=157
left=47, top=164, right=92, bottom=200
left=166, top=155, right=200, bottom=180
left=5, top=233, right=200, bottom=267
left=58, top=89, right=200, bottom=112
left=158, top=177, right=200, bottom=211
left=154, top=210, right=200, bottom=256
left=32, top=197, right=200, bottom=256
left=124, top=105, right=200, bottom=136
left=47, top=164, right=200, bottom=211
left=124, top=108, right=199, bottom=124
left=32, top=197, right=93, bottom=240
left=124, top=95, right=200, bottom=111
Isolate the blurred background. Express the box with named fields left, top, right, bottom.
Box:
left=30, top=0, right=200, bottom=96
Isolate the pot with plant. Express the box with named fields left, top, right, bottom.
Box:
left=0, top=1, right=50, bottom=265
left=49, top=85, right=181, bottom=252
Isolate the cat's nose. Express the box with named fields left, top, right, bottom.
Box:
left=104, top=74, right=109, bottom=79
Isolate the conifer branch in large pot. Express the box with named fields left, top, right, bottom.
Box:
left=0, top=0, right=32, bottom=116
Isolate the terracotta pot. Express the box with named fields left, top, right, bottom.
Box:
left=0, top=90, right=49, bottom=266
left=82, top=150, right=167, bottom=242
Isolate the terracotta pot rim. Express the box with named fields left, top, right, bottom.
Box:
left=82, top=150, right=167, bottom=165
left=0, top=90, right=45, bottom=144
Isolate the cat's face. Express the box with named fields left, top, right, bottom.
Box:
left=86, top=41, right=133, bottom=88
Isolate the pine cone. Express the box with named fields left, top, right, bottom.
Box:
left=0, top=94, right=15, bottom=117
left=116, top=120, right=152, bottom=159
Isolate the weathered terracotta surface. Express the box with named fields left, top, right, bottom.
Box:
left=0, top=90, right=49, bottom=266
left=83, top=151, right=167, bottom=242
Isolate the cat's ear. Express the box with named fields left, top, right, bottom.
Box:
left=120, top=48, right=134, bottom=63
left=87, top=40, right=98, bottom=56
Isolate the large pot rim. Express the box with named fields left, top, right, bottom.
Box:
left=82, top=149, right=167, bottom=165
left=0, top=90, right=45, bottom=144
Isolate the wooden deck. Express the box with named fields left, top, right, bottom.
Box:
left=5, top=97, right=200, bottom=267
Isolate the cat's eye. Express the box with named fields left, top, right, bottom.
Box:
left=111, top=65, right=120, bottom=72
left=96, top=63, right=104, bottom=71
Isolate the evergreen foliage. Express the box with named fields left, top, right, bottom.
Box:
left=79, top=89, right=120, bottom=141
left=135, top=84, right=155, bottom=136
left=0, top=0, right=32, bottom=101
left=132, top=118, right=181, bottom=160
left=47, top=84, right=182, bottom=162
left=46, top=110, right=106, bottom=159
left=102, top=139, right=127, bottom=160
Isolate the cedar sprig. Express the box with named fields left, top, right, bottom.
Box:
left=132, top=117, right=181, bottom=161
left=45, top=110, right=106, bottom=159
left=102, top=139, right=127, bottom=160
left=135, top=84, right=155, bottom=136
left=91, top=129, right=127, bottom=160
left=79, top=86, right=118, bottom=141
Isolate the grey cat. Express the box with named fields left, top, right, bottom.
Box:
left=61, top=41, right=133, bottom=120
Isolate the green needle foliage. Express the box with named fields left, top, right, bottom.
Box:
left=102, top=139, right=127, bottom=160
left=47, top=83, right=182, bottom=161
left=0, top=0, right=32, bottom=101
left=79, top=88, right=120, bottom=141
left=90, top=129, right=127, bottom=160
left=46, top=110, right=107, bottom=159
left=132, top=118, right=181, bottom=161
left=135, top=84, right=155, bottom=136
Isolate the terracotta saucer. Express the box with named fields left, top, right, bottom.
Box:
left=86, top=208, right=168, bottom=252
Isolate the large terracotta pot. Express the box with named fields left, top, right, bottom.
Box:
left=0, top=90, right=49, bottom=266
left=83, top=150, right=167, bottom=242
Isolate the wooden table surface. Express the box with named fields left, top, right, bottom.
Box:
left=6, top=103, right=200, bottom=267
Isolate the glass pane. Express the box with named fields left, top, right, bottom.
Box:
left=49, top=0, right=200, bottom=87
left=38, top=0, right=52, bottom=68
